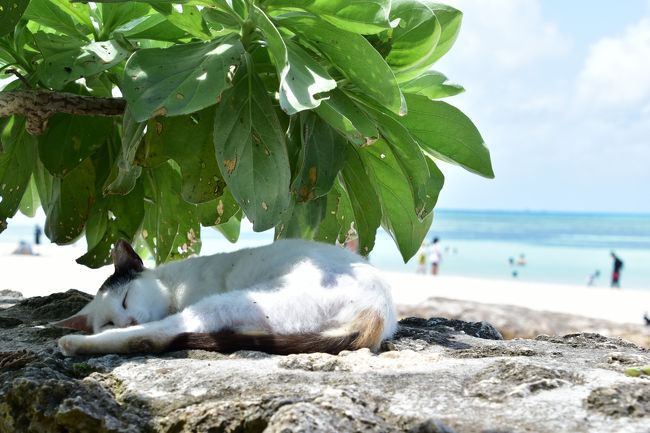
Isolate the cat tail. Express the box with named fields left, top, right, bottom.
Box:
left=167, top=309, right=386, bottom=355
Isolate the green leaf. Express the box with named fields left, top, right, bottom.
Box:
left=390, top=1, right=463, bottom=83
left=212, top=209, right=242, bottom=243
left=358, top=139, right=433, bottom=261
left=196, top=188, right=240, bottom=226
left=387, top=0, right=441, bottom=79
left=275, top=196, right=327, bottom=240
left=314, top=89, right=378, bottom=146
left=18, top=176, right=40, bottom=218
left=115, top=14, right=188, bottom=42
left=151, top=4, right=211, bottom=40
left=340, top=145, right=381, bottom=256
left=33, top=33, right=83, bottom=89
left=253, top=6, right=336, bottom=115
left=0, top=0, right=29, bottom=37
left=360, top=101, right=443, bottom=218
left=313, top=182, right=344, bottom=244
left=292, top=113, right=346, bottom=202
left=401, top=71, right=464, bottom=99
left=85, top=74, right=117, bottom=98
left=0, top=117, right=9, bottom=154
left=423, top=2, right=463, bottom=66
left=400, top=94, right=494, bottom=178
left=33, top=156, right=54, bottom=218
left=38, top=113, right=114, bottom=176
left=77, top=180, right=145, bottom=268
left=44, top=158, right=96, bottom=244
left=225, top=0, right=249, bottom=21
left=123, top=36, right=245, bottom=121
left=279, top=14, right=405, bottom=115
left=202, top=7, right=240, bottom=29
left=267, top=0, right=391, bottom=34
left=99, top=2, right=151, bottom=38
left=104, top=109, right=144, bottom=195
left=143, top=162, right=201, bottom=264
left=213, top=55, right=291, bottom=232
left=23, top=0, right=92, bottom=37
left=0, top=118, right=36, bottom=233
left=142, top=106, right=225, bottom=203
left=284, top=111, right=302, bottom=176
left=53, top=0, right=93, bottom=32
left=91, top=0, right=191, bottom=4
left=34, top=33, right=130, bottom=90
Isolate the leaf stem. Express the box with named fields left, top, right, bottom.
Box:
left=240, top=19, right=257, bottom=49
left=0, top=39, right=31, bottom=74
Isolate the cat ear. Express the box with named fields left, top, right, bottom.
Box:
left=52, top=314, right=92, bottom=334
left=112, top=240, right=144, bottom=274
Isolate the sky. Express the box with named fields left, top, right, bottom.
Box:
left=431, top=0, right=650, bottom=213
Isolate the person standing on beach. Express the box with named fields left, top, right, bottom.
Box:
left=34, top=225, right=42, bottom=245
left=428, top=237, right=441, bottom=275
left=610, top=252, right=624, bottom=288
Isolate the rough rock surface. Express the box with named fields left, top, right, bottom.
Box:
left=0, top=289, right=22, bottom=310
left=399, top=296, right=650, bottom=348
left=2, top=290, right=650, bottom=433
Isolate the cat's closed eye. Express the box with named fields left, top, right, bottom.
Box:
left=122, top=291, right=128, bottom=309
left=103, top=321, right=115, bottom=328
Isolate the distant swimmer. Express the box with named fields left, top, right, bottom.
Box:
left=587, top=270, right=600, bottom=286
left=516, top=253, right=527, bottom=266
left=610, top=252, right=624, bottom=288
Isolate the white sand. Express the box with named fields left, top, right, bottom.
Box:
left=0, top=243, right=112, bottom=298
left=1, top=242, right=649, bottom=326
left=385, top=272, right=650, bottom=326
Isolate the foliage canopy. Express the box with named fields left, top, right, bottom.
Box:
left=0, top=0, right=493, bottom=267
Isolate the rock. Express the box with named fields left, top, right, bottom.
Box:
left=586, top=383, right=650, bottom=417
left=3, top=289, right=92, bottom=323
left=0, top=289, right=23, bottom=309
left=399, top=296, right=650, bottom=348
left=463, top=359, right=584, bottom=402
left=397, top=317, right=504, bottom=340
left=1, top=290, right=650, bottom=433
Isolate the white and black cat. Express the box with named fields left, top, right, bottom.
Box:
left=55, top=239, right=397, bottom=356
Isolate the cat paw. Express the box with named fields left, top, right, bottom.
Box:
left=58, top=335, right=86, bottom=356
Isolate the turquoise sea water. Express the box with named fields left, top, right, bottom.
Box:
left=3, top=210, right=649, bottom=289
left=368, top=210, right=650, bottom=290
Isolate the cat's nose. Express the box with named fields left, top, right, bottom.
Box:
left=127, top=317, right=138, bottom=327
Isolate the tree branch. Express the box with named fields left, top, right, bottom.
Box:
left=0, top=90, right=126, bottom=135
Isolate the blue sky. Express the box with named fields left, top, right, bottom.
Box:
left=432, top=0, right=650, bottom=213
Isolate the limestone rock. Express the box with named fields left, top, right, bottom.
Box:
left=1, top=290, right=650, bottom=433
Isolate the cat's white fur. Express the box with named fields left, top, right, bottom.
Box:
left=57, top=239, right=397, bottom=356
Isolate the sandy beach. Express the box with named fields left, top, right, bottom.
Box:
left=2, top=242, right=650, bottom=328
left=384, top=273, right=650, bottom=326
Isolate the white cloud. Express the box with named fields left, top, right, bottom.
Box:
left=577, top=18, right=650, bottom=109
left=439, top=0, right=568, bottom=71
left=430, top=1, right=650, bottom=213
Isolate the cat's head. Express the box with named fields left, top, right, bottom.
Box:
left=53, top=240, right=169, bottom=334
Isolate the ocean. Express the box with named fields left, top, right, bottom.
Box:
left=369, top=210, right=650, bottom=290
left=3, top=210, right=650, bottom=290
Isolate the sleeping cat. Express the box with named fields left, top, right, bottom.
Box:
left=55, top=239, right=397, bottom=356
